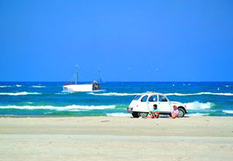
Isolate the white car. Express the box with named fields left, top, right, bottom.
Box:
left=127, top=92, right=188, bottom=118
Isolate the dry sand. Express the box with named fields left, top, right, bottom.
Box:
left=1, top=116, right=233, bottom=161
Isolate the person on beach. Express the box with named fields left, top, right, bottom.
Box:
left=151, top=104, right=160, bottom=118
left=171, top=105, right=179, bottom=118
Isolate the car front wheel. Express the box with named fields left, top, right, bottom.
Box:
left=139, top=112, right=148, bottom=118
left=178, top=108, right=185, bottom=117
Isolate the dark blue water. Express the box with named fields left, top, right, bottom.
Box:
left=0, top=82, right=233, bottom=116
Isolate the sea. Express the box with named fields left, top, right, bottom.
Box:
left=0, top=82, right=233, bottom=117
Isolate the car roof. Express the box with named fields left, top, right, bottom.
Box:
left=139, top=92, right=165, bottom=96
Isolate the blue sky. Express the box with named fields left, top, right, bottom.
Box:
left=1, top=0, right=233, bottom=82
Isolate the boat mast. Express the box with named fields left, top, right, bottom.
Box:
left=75, top=64, right=78, bottom=84
left=98, top=68, right=101, bottom=84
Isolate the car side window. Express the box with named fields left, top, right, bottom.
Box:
left=148, top=95, right=157, bottom=102
left=141, top=95, right=148, bottom=102
left=159, top=95, right=168, bottom=102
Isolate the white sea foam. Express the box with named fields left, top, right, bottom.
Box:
left=0, top=85, right=11, bottom=88
left=89, top=91, right=233, bottom=97
left=31, top=85, right=46, bottom=88
left=107, top=113, right=131, bottom=117
left=0, top=85, right=23, bottom=88
left=222, top=110, right=233, bottom=114
left=0, top=92, right=41, bottom=96
left=184, top=101, right=214, bottom=110
left=186, top=113, right=209, bottom=116
left=88, top=92, right=140, bottom=96
left=55, top=92, right=69, bottom=95
left=0, top=105, right=116, bottom=111
left=165, top=92, right=233, bottom=96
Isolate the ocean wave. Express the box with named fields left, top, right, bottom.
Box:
left=56, top=90, right=76, bottom=94
left=222, top=110, right=233, bottom=114
left=31, top=85, right=46, bottom=88
left=165, top=92, right=233, bottom=96
left=0, top=85, right=22, bottom=88
left=0, top=105, right=116, bottom=111
left=186, top=113, right=209, bottom=116
left=88, top=92, right=140, bottom=96
left=184, top=101, right=214, bottom=110
left=0, top=92, right=41, bottom=96
left=89, top=91, right=233, bottom=97
left=107, top=113, right=131, bottom=117
left=0, top=85, right=11, bottom=88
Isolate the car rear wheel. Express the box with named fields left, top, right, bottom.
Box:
left=178, top=108, right=185, bottom=117
left=132, top=112, right=139, bottom=118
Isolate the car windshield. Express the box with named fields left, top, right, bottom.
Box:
left=148, top=95, right=157, bottom=102
left=133, top=95, right=142, bottom=100
left=159, top=95, right=168, bottom=102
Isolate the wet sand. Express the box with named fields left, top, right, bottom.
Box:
left=1, top=116, right=233, bottom=161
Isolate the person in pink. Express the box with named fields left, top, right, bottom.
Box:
left=171, top=105, right=179, bottom=118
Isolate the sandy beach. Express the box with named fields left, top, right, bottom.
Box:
left=1, top=116, right=233, bottom=161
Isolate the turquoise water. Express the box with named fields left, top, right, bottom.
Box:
left=0, top=82, right=233, bottom=116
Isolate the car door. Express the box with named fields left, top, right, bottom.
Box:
left=147, top=94, right=158, bottom=111
left=158, top=94, right=171, bottom=112
left=137, top=95, right=149, bottom=112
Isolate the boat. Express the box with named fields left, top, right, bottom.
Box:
left=63, top=64, right=101, bottom=92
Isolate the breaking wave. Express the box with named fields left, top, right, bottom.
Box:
left=0, top=85, right=22, bottom=88
left=222, top=110, right=233, bottom=114
left=31, top=85, right=46, bottom=88
left=27, top=102, right=34, bottom=104
left=184, top=101, right=214, bottom=110
left=0, top=92, right=41, bottom=96
left=88, top=92, right=233, bottom=97
left=88, top=92, right=140, bottom=96
left=0, top=85, right=11, bottom=88
left=186, top=113, right=209, bottom=116
left=0, top=105, right=116, bottom=111
left=165, top=92, right=233, bottom=96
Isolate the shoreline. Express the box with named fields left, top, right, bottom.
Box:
left=1, top=116, right=233, bottom=160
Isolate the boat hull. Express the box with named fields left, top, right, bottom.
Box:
left=63, top=83, right=100, bottom=92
